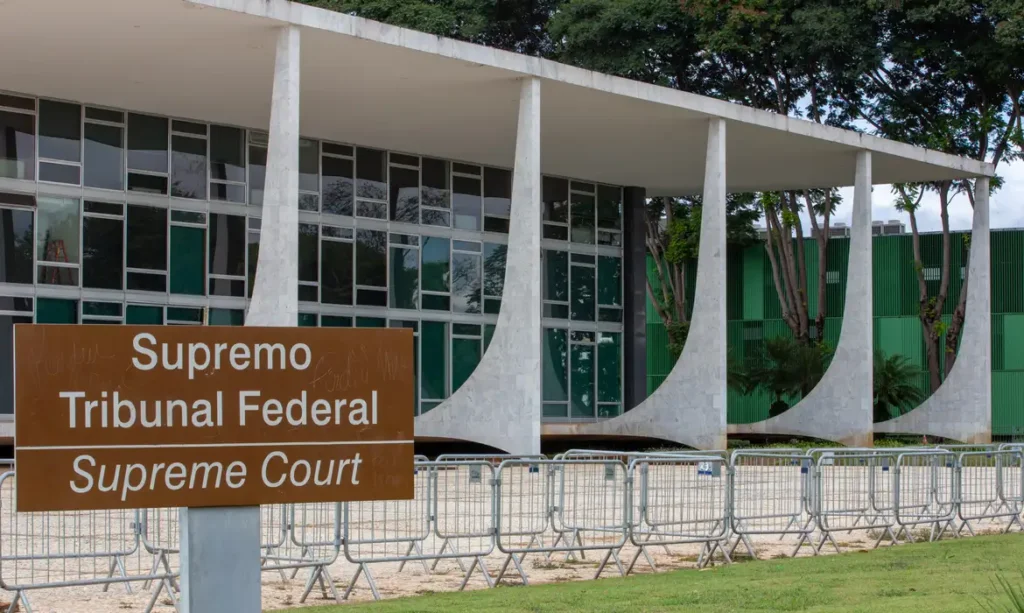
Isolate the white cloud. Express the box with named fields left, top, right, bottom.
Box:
left=820, top=160, right=1024, bottom=233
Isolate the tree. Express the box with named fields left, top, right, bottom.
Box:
left=681, top=0, right=871, bottom=345
left=300, top=0, right=558, bottom=55
left=645, top=194, right=759, bottom=359
left=738, top=336, right=833, bottom=417
left=873, top=350, right=926, bottom=422
left=844, top=0, right=1024, bottom=390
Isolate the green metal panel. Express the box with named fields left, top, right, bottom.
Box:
left=993, top=372, right=1024, bottom=438
left=646, top=321, right=673, bottom=395
left=992, top=230, right=1024, bottom=314
left=742, top=248, right=765, bottom=320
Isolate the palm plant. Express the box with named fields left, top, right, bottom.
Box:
left=873, top=350, right=926, bottom=422
left=740, top=337, right=833, bottom=417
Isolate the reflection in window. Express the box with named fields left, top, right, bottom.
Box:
left=420, top=321, right=448, bottom=412
left=0, top=103, right=35, bottom=180
left=127, top=205, right=168, bottom=292
left=542, top=176, right=569, bottom=240
left=82, top=212, right=123, bottom=290
left=127, top=113, right=169, bottom=194
left=248, top=132, right=267, bottom=206
left=322, top=155, right=353, bottom=216
left=356, top=229, right=387, bottom=306
left=452, top=251, right=481, bottom=314
left=36, top=297, right=78, bottom=324
left=421, top=237, right=450, bottom=311
left=570, top=192, right=596, bottom=244
left=0, top=208, right=34, bottom=284
left=356, top=147, right=386, bottom=201
left=171, top=132, right=207, bottom=200
left=0, top=311, right=33, bottom=413
left=597, top=185, right=622, bottom=245
left=390, top=240, right=419, bottom=310
left=598, top=255, right=622, bottom=322
left=542, top=328, right=568, bottom=418
left=38, top=100, right=81, bottom=184
left=170, top=214, right=205, bottom=296
left=321, top=238, right=353, bottom=305
left=597, top=332, right=622, bottom=416
left=84, top=123, right=124, bottom=190
left=299, top=223, right=319, bottom=301
left=208, top=213, right=245, bottom=297
left=571, top=334, right=595, bottom=418
left=36, top=196, right=80, bottom=286
left=390, top=165, right=419, bottom=223
left=452, top=332, right=481, bottom=394
left=453, top=175, right=481, bottom=231
left=571, top=259, right=596, bottom=322
left=299, top=138, right=319, bottom=211
left=483, top=243, right=506, bottom=314
left=210, top=125, right=245, bottom=203
left=543, top=250, right=568, bottom=319
left=483, top=167, right=512, bottom=233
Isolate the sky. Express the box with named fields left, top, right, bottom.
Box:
left=819, top=159, right=1024, bottom=234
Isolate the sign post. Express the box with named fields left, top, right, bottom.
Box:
left=14, top=325, right=415, bottom=610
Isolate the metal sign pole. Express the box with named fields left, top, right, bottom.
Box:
left=180, top=507, right=261, bottom=613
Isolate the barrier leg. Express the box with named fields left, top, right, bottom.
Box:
left=342, top=563, right=380, bottom=601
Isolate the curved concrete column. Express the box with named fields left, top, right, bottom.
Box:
left=561, top=118, right=728, bottom=450
left=876, top=178, right=991, bottom=443
left=248, top=25, right=299, bottom=329
left=730, top=151, right=874, bottom=447
left=414, top=78, right=542, bottom=455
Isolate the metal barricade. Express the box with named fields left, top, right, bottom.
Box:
left=629, top=455, right=729, bottom=571
left=729, top=450, right=814, bottom=558
left=956, top=450, right=1023, bottom=535
left=0, top=471, right=178, bottom=613
left=894, top=451, right=957, bottom=541
left=342, top=461, right=495, bottom=601
left=495, top=459, right=628, bottom=584
left=814, top=452, right=897, bottom=551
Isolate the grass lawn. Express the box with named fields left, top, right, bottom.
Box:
left=293, top=534, right=1024, bottom=612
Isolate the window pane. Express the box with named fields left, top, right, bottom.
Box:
left=298, top=313, right=318, bottom=327
left=356, top=317, right=386, bottom=328
left=452, top=337, right=480, bottom=394
left=483, top=243, right=506, bottom=298
left=127, top=173, right=168, bottom=195
left=322, top=156, right=353, bottom=216
left=421, top=321, right=447, bottom=400
left=571, top=264, right=596, bottom=321
left=483, top=167, right=511, bottom=218
left=355, top=229, right=386, bottom=288
left=83, top=123, right=123, bottom=190
left=82, top=216, right=123, bottom=290
left=208, top=308, right=244, bottom=326
left=127, top=113, right=168, bottom=173
left=127, top=205, right=167, bottom=272
left=0, top=110, right=35, bottom=180
left=299, top=138, right=319, bottom=194
left=0, top=208, right=34, bottom=284
left=543, top=176, right=568, bottom=223
left=598, top=332, right=621, bottom=403
left=422, top=237, right=449, bottom=293
left=570, top=193, right=596, bottom=244
left=39, top=162, right=80, bottom=184
left=390, top=166, right=419, bottom=223
left=543, top=328, right=568, bottom=402
left=170, top=225, right=205, bottom=295
left=597, top=185, right=622, bottom=230
left=298, top=223, right=318, bottom=283
left=210, top=125, right=244, bottom=183
left=422, top=158, right=449, bottom=209
left=356, top=147, right=386, bottom=200
left=208, top=214, right=244, bottom=277
left=249, top=144, right=266, bottom=206
left=38, top=100, right=80, bottom=162
left=167, top=307, right=203, bottom=324
left=320, top=240, right=353, bottom=305
left=171, top=135, right=207, bottom=199
left=36, top=297, right=78, bottom=324
left=389, top=245, right=418, bottom=309
left=321, top=315, right=352, bottom=327
left=484, top=324, right=495, bottom=351
left=544, top=250, right=568, bottom=303
left=453, top=175, right=481, bottom=231
left=452, top=252, right=481, bottom=314
left=247, top=230, right=259, bottom=298
left=37, top=196, right=79, bottom=265
left=598, top=255, right=622, bottom=307
left=126, top=305, right=163, bottom=325
left=571, top=343, right=595, bottom=418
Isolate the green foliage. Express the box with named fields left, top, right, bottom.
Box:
left=873, top=350, right=926, bottom=422
left=736, top=336, right=833, bottom=411
left=665, top=320, right=690, bottom=361
left=979, top=571, right=1024, bottom=613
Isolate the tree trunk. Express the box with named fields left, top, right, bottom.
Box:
left=944, top=244, right=969, bottom=378
left=924, top=323, right=942, bottom=393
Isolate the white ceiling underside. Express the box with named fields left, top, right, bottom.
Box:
left=0, top=0, right=991, bottom=195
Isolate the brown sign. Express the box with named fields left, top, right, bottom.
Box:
left=14, top=325, right=414, bottom=512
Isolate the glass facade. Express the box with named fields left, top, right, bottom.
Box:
left=0, top=91, right=625, bottom=419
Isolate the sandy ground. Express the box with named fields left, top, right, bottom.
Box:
left=1, top=460, right=1017, bottom=612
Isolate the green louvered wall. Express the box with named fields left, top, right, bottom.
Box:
left=646, top=229, right=1024, bottom=436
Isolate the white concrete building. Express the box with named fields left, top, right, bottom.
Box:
left=0, top=0, right=992, bottom=451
